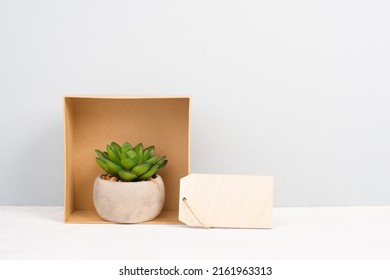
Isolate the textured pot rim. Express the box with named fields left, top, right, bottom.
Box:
left=96, top=174, right=162, bottom=186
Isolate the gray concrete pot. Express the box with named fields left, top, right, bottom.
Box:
left=93, top=175, right=165, bottom=223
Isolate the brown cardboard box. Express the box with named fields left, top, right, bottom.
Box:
left=64, top=96, right=190, bottom=224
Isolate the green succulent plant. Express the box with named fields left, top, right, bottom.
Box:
left=95, top=142, right=168, bottom=182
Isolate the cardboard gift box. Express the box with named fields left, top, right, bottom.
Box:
left=64, top=96, right=190, bottom=224
left=64, top=96, right=273, bottom=228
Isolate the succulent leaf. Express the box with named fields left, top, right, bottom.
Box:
left=147, top=146, right=155, bottom=157
left=155, top=156, right=166, bottom=166
left=95, top=150, right=109, bottom=162
left=139, top=164, right=159, bottom=180
left=120, top=144, right=132, bottom=160
left=127, top=149, right=138, bottom=160
left=106, top=145, right=121, bottom=165
left=132, top=163, right=152, bottom=176
left=118, top=170, right=137, bottom=181
left=122, top=142, right=132, bottom=152
left=121, top=158, right=138, bottom=170
left=157, top=159, right=168, bottom=171
left=111, top=142, right=122, bottom=157
left=141, top=146, right=155, bottom=162
left=120, top=149, right=129, bottom=160
left=96, top=158, right=110, bottom=173
left=141, top=151, right=149, bottom=163
left=146, top=156, right=158, bottom=165
left=106, top=159, right=122, bottom=175
left=133, top=143, right=143, bottom=157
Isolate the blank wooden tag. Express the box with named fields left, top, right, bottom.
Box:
left=179, top=174, right=273, bottom=229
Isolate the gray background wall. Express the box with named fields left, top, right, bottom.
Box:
left=1, top=0, right=389, bottom=206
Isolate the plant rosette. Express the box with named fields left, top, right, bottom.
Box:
left=93, top=142, right=168, bottom=223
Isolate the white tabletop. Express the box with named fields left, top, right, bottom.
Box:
left=0, top=206, right=389, bottom=259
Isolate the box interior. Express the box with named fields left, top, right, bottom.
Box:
left=64, top=96, right=190, bottom=224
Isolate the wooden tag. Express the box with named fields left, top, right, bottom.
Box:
left=179, top=174, right=273, bottom=229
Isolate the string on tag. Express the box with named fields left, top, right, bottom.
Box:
left=182, top=197, right=209, bottom=229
